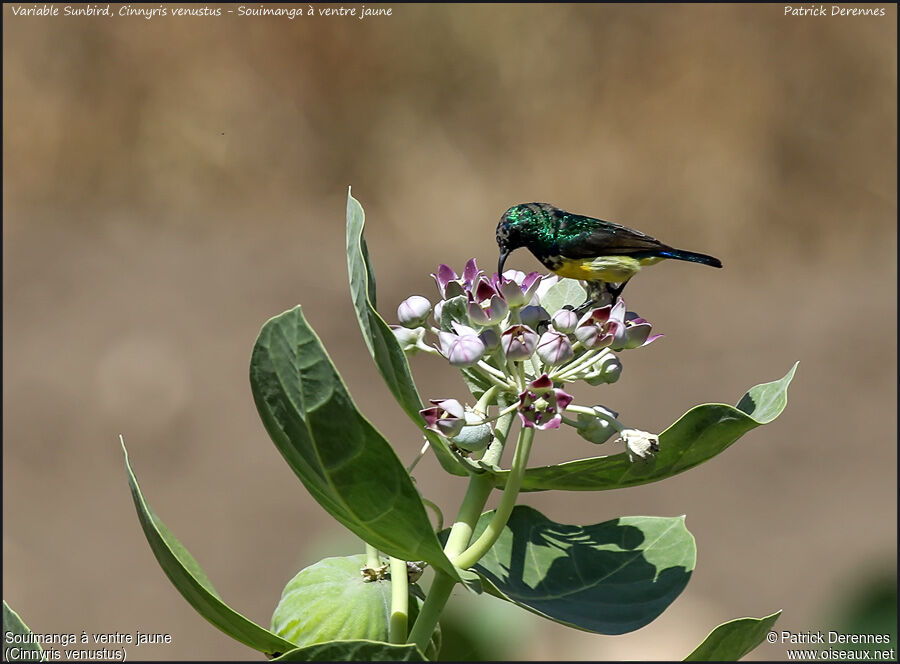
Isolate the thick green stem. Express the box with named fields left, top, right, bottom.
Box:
left=452, top=425, right=535, bottom=570
left=551, top=347, right=609, bottom=381
left=442, top=473, right=494, bottom=558
left=407, top=570, right=455, bottom=654
left=407, top=392, right=519, bottom=652
left=473, top=385, right=500, bottom=415
left=365, top=543, right=381, bottom=569
left=443, top=396, right=513, bottom=558
left=470, top=362, right=515, bottom=390
left=389, top=557, right=409, bottom=643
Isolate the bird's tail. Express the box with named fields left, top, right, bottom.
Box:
left=658, top=248, right=723, bottom=268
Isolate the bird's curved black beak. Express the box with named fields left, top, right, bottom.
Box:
left=498, top=249, right=509, bottom=276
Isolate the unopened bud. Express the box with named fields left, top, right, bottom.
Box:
left=397, top=295, right=433, bottom=328
left=450, top=411, right=493, bottom=452
left=551, top=309, right=578, bottom=334
left=574, top=405, right=619, bottom=444
left=536, top=330, right=574, bottom=365
left=391, top=325, right=426, bottom=355
left=520, top=305, right=550, bottom=330
left=584, top=355, right=623, bottom=385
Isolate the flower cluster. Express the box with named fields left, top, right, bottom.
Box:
left=393, top=258, right=662, bottom=459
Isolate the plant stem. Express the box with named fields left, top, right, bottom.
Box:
left=477, top=360, right=509, bottom=381
left=407, top=395, right=518, bottom=653
left=389, top=557, right=409, bottom=643
left=443, top=393, right=513, bottom=558
left=365, top=543, right=381, bottom=569
left=468, top=363, right=515, bottom=390
left=408, top=571, right=454, bottom=653
left=406, top=439, right=430, bottom=473
left=442, top=473, right=495, bottom=558
left=452, top=425, right=535, bottom=570
left=551, top=347, right=607, bottom=381
left=473, top=385, right=500, bottom=415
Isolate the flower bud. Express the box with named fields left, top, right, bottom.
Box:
left=478, top=327, right=500, bottom=352
left=438, top=330, right=485, bottom=367
left=551, top=309, right=578, bottom=334
left=535, top=330, right=574, bottom=365
left=450, top=412, right=493, bottom=452
left=397, top=295, right=433, bottom=328
left=584, top=354, right=623, bottom=385
left=432, top=300, right=444, bottom=326
left=519, top=305, right=550, bottom=330
left=574, top=405, right=619, bottom=444
left=390, top=325, right=425, bottom=355
left=500, top=324, right=538, bottom=361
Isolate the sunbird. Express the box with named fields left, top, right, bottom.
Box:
left=496, top=202, right=722, bottom=304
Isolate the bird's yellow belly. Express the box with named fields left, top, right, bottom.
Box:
left=552, top=256, right=661, bottom=283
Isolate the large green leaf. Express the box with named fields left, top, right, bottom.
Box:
left=539, top=278, right=586, bottom=314
left=250, top=306, right=459, bottom=580
left=120, top=440, right=296, bottom=657
left=684, top=611, right=782, bottom=661
left=492, top=363, right=798, bottom=491
left=3, top=601, right=43, bottom=662
left=457, top=505, right=695, bottom=635
left=273, top=640, right=424, bottom=661
left=345, top=190, right=467, bottom=477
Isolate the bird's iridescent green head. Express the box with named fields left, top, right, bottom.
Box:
left=496, top=203, right=554, bottom=274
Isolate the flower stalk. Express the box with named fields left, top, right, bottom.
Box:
left=389, top=556, right=409, bottom=643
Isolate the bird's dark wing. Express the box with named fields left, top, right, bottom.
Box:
left=555, top=212, right=672, bottom=258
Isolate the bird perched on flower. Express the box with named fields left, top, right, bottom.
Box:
left=496, top=203, right=722, bottom=305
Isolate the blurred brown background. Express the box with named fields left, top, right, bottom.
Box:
left=3, top=3, right=896, bottom=661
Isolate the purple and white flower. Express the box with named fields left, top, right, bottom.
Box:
left=420, top=399, right=466, bottom=437
left=493, top=270, right=544, bottom=308
left=467, top=277, right=509, bottom=326
left=574, top=301, right=627, bottom=350
left=500, top=324, right=538, bottom=360
left=431, top=259, right=483, bottom=300
left=517, top=374, right=573, bottom=430
left=617, top=312, right=663, bottom=350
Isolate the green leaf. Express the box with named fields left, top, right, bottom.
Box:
left=3, top=601, right=43, bottom=662
left=272, top=640, right=424, bottom=661
left=438, top=295, right=469, bottom=332
left=461, top=506, right=695, bottom=635
left=539, top=278, right=587, bottom=314
left=345, top=189, right=467, bottom=477
left=250, top=306, right=460, bottom=581
left=120, top=439, right=296, bottom=657
left=493, top=363, right=798, bottom=492
left=736, top=362, right=798, bottom=423
left=684, top=610, right=782, bottom=661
